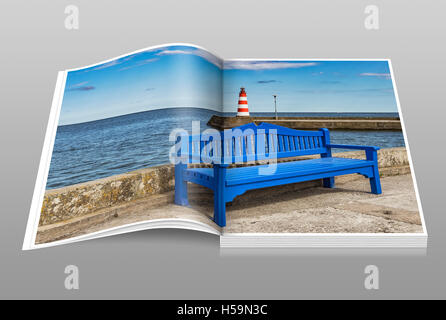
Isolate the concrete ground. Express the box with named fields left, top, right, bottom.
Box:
left=225, top=174, right=422, bottom=234
left=36, top=174, right=423, bottom=244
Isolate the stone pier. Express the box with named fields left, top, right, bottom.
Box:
left=207, top=115, right=402, bottom=130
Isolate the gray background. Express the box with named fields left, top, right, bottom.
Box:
left=0, top=0, right=445, bottom=299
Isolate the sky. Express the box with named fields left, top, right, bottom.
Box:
left=60, top=45, right=223, bottom=125
left=223, top=60, right=397, bottom=113
left=60, top=44, right=397, bottom=125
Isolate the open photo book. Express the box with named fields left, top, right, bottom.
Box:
left=23, top=43, right=427, bottom=250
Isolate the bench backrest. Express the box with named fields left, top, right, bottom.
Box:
left=187, top=122, right=330, bottom=164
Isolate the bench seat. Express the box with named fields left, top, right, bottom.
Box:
left=174, top=123, right=382, bottom=227
left=185, top=157, right=375, bottom=187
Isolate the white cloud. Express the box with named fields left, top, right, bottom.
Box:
left=360, top=72, right=391, bottom=79
left=91, top=60, right=120, bottom=70
left=156, top=49, right=223, bottom=68
left=224, top=61, right=318, bottom=70
left=69, top=81, right=89, bottom=88
left=118, top=58, right=159, bottom=71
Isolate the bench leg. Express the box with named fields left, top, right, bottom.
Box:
left=213, top=189, right=226, bottom=227
left=213, top=164, right=227, bottom=227
left=323, top=177, right=335, bottom=188
left=174, top=163, right=189, bottom=206
left=369, top=166, right=382, bottom=194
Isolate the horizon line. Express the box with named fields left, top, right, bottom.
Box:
left=59, top=107, right=399, bottom=127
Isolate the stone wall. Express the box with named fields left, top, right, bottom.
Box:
left=39, top=147, right=410, bottom=226
left=40, top=165, right=174, bottom=226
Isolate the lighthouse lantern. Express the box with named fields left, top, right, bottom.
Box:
left=236, top=87, right=250, bottom=117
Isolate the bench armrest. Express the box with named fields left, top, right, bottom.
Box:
left=327, top=144, right=380, bottom=151
left=327, top=144, right=379, bottom=162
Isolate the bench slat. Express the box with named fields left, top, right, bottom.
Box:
left=186, top=157, right=374, bottom=185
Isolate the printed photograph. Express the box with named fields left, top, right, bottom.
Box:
left=219, top=59, right=423, bottom=236
left=27, top=44, right=425, bottom=248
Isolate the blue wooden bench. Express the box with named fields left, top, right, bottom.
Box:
left=174, top=122, right=381, bottom=227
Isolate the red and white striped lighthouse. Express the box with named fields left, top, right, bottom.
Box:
left=236, top=87, right=250, bottom=117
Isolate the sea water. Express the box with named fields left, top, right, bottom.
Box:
left=46, top=108, right=404, bottom=189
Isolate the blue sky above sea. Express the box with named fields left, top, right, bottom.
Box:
left=60, top=44, right=398, bottom=125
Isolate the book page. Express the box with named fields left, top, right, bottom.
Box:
left=219, top=59, right=426, bottom=247
left=24, top=44, right=225, bottom=249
